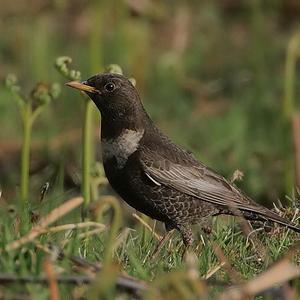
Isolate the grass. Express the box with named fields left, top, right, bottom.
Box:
left=0, top=193, right=299, bottom=299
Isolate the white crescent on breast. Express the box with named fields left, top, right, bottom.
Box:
left=101, top=129, right=144, bottom=169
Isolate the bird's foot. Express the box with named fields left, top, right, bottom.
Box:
left=201, top=225, right=212, bottom=235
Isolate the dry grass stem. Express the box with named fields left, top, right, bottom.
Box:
left=217, top=259, right=300, bottom=300
left=204, top=262, right=226, bottom=279
left=77, top=228, right=106, bottom=239
left=113, top=228, right=133, bottom=251
left=43, top=258, right=60, bottom=300
left=4, top=197, right=83, bottom=252
left=150, top=230, right=175, bottom=261
left=132, top=213, right=162, bottom=241
left=43, top=222, right=105, bottom=234
left=211, top=242, right=243, bottom=284
left=228, top=204, right=267, bottom=259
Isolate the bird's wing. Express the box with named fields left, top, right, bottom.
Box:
left=140, top=149, right=264, bottom=215
left=140, top=148, right=300, bottom=233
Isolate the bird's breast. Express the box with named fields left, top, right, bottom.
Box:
left=101, top=128, right=144, bottom=170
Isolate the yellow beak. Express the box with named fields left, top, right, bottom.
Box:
left=65, top=81, right=98, bottom=93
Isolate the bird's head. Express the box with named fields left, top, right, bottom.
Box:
left=66, top=73, right=144, bottom=122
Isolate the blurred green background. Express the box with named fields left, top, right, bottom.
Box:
left=1, top=0, right=300, bottom=206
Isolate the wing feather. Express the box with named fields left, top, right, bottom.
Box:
left=141, top=149, right=264, bottom=214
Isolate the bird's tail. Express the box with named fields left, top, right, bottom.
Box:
left=257, top=208, right=300, bottom=233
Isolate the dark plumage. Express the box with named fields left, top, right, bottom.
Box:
left=67, top=73, right=300, bottom=245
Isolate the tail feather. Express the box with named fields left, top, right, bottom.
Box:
left=257, top=208, right=300, bottom=233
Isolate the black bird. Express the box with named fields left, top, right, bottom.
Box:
left=67, top=73, right=300, bottom=246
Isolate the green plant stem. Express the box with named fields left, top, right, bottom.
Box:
left=86, top=196, right=121, bottom=298
left=284, top=37, right=297, bottom=119
left=81, top=98, right=93, bottom=219
left=283, top=32, right=300, bottom=192
left=102, top=199, right=121, bottom=265
left=93, top=196, right=121, bottom=265
left=20, top=104, right=32, bottom=202
left=284, top=46, right=295, bottom=192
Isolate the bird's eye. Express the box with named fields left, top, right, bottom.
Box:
left=104, top=82, right=116, bottom=92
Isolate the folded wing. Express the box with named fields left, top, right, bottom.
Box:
left=140, top=148, right=300, bottom=232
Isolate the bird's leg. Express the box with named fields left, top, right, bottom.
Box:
left=150, top=223, right=175, bottom=261
left=178, top=225, right=194, bottom=260
left=179, top=225, right=194, bottom=247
